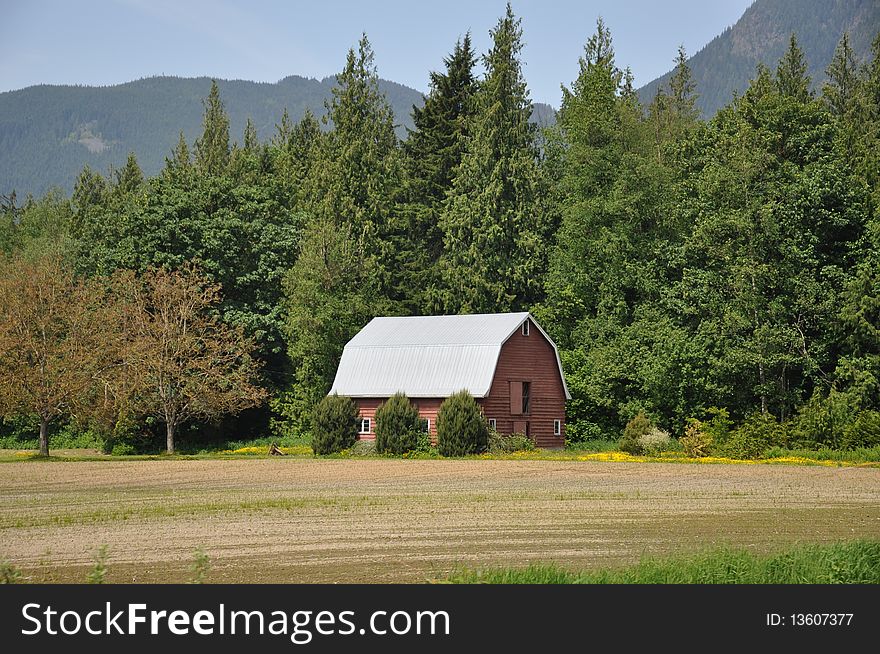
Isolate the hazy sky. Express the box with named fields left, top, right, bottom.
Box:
left=1, top=0, right=753, bottom=106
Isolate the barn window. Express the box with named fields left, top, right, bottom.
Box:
left=554, top=419, right=561, bottom=436
left=488, top=418, right=497, bottom=430
left=420, top=418, right=431, bottom=433
left=359, top=418, right=371, bottom=434
left=521, top=321, right=530, bottom=336
left=522, top=381, right=531, bottom=414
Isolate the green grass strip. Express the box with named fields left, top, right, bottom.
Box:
left=447, top=541, right=880, bottom=584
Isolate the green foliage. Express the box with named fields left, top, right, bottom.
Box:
left=679, top=420, right=713, bottom=458
left=788, top=389, right=859, bottom=449
left=0, top=560, right=22, bottom=584
left=722, top=413, right=786, bottom=459
left=448, top=541, right=880, bottom=584
left=638, top=427, right=674, bottom=456
left=435, top=390, right=489, bottom=456
left=488, top=430, right=535, bottom=453
left=311, top=394, right=359, bottom=455
left=374, top=392, right=420, bottom=454
left=841, top=410, right=880, bottom=450
left=619, top=411, right=652, bottom=455
left=189, top=548, right=210, bottom=584
left=438, top=4, right=551, bottom=312
left=86, top=545, right=109, bottom=584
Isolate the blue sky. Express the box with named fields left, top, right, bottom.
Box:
left=1, top=0, right=753, bottom=106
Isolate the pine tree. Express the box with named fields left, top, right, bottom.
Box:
left=775, top=34, right=811, bottom=102
left=304, top=34, right=401, bottom=240
left=402, top=33, right=478, bottom=312
left=405, top=33, right=478, bottom=206
left=113, top=152, right=144, bottom=196
left=439, top=4, right=547, bottom=313
left=194, top=80, right=230, bottom=176
left=824, top=33, right=860, bottom=117
left=163, top=131, right=192, bottom=183
left=668, top=45, right=699, bottom=122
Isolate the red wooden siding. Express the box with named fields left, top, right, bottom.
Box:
left=481, top=318, right=566, bottom=448
left=353, top=397, right=443, bottom=441
left=348, top=317, right=567, bottom=449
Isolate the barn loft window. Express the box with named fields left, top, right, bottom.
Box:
left=522, top=381, right=531, bottom=414
left=521, top=321, right=530, bottom=336
left=359, top=418, right=371, bottom=434
left=488, top=418, right=496, bottom=430
left=554, top=419, right=561, bottom=436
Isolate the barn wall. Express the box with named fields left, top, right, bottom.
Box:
left=481, top=318, right=566, bottom=448
left=353, top=397, right=443, bottom=441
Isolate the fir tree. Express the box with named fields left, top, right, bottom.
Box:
left=824, top=33, right=860, bottom=117
left=403, top=33, right=478, bottom=312
left=439, top=4, right=547, bottom=313
left=194, top=80, right=230, bottom=176
left=776, top=34, right=811, bottom=102
left=113, top=152, right=144, bottom=196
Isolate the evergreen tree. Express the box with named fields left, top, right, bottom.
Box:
left=194, top=80, right=230, bottom=176
left=776, top=34, right=811, bottom=102
left=303, top=34, right=401, bottom=241
left=113, top=152, right=144, bottom=197
left=403, top=33, right=478, bottom=312
left=668, top=45, right=699, bottom=123
left=824, top=33, right=860, bottom=117
left=439, top=4, right=548, bottom=313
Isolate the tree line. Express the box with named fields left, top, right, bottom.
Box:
left=2, top=4, right=879, bottom=454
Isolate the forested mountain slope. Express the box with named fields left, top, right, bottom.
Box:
left=639, top=0, right=880, bottom=115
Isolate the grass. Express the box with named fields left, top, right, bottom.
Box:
left=2, top=443, right=879, bottom=467
left=446, top=540, right=880, bottom=584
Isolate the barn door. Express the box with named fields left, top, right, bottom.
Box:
left=510, top=381, right=522, bottom=415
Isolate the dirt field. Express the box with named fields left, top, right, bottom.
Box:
left=1, top=458, right=878, bottom=583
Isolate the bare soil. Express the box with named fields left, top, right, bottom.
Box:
left=1, top=459, right=878, bottom=583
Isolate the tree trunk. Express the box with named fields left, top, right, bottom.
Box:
left=166, top=422, right=175, bottom=455
left=39, top=417, right=49, bottom=457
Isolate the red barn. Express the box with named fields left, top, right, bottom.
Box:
left=329, top=312, right=570, bottom=448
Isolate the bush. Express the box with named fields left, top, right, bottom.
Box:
left=374, top=393, right=420, bottom=454
left=565, top=420, right=604, bottom=442
left=788, top=389, right=858, bottom=449
left=638, top=427, right=672, bottom=456
left=488, top=430, right=535, bottom=453
left=702, top=407, right=732, bottom=447
left=680, top=419, right=712, bottom=457
left=311, top=394, right=359, bottom=455
left=436, top=390, right=489, bottom=456
left=841, top=411, right=880, bottom=450
left=722, top=413, right=785, bottom=459
left=619, top=411, right=652, bottom=455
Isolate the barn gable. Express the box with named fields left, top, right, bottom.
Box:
left=329, top=312, right=570, bottom=399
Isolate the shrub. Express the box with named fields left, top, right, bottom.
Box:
left=488, top=430, right=535, bottom=453
left=565, top=420, right=604, bottom=442
left=841, top=411, right=880, bottom=450
left=311, top=394, right=359, bottom=455
left=680, top=419, right=712, bottom=457
left=638, top=427, right=672, bottom=456
left=788, top=389, right=858, bottom=449
left=619, top=411, right=652, bottom=455
left=722, top=413, right=785, bottom=459
left=374, top=392, right=420, bottom=454
left=436, top=390, right=489, bottom=456
left=110, top=442, right=136, bottom=456
left=702, top=407, right=733, bottom=447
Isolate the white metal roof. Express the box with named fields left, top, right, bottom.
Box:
left=329, top=312, right=570, bottom=399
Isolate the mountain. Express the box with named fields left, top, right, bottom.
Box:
left=638, top=0, right=880, bottom=117
left=0, top=75, right=556, bottom=197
